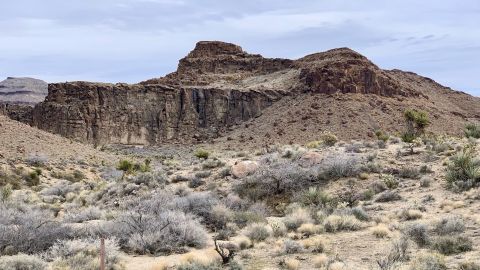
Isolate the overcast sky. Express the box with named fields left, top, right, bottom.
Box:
left=1, top=0, right=479, bottom=95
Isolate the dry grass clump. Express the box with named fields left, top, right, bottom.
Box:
left=410, top=252, right=447, bottom=270
left=297, top=223, right=322, bottom=236
left=398, top=209, right=423, bottom=221
left=284, top=258, right=300, bottom=270
left=371, top=224, right=391, bottom=238
left=283, top=239, right=304, bottom=254
left=323, top=214, right=362, bottom=233
left=302, top=236, right=327, bottom=253
left=313, top=254, right=329, bottom=268
left=0, top=254, right=47, bottom=270
left=458, top=261, right=480, bottom=270
left=269, top=220, right=287, bottom=237
left=283, top=207, right=313, bottom=231
left=179, top=250, right=221, bottom=268
left=233, top=236, right=252, bottom=250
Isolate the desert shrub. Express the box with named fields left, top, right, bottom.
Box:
left=63, top=206, right=103, bottom=223
left=405, top=223, right=430, bottom=247
left=0, top=254, right=47, bottom=270
left=323, top=215, right=361, bottom=233
left=303, top=236, right=326, bottom=253
left=306, top=140, right=322, bottom=149
left=445, top=148, right=480, bottom=190
left=434, top=216, right=465, bottom=235
left=465, top=123, right=480, bottom=139
left=375, top=191, right=402, bottom=202
left=431, top=235, right=472, bottom=255
left=371, top=224, right=391, bottom=238
left=381, top=174, right=399, bottom=189
left=26, top=154, right=48, bottom=167
left=370, top=180, right=388, bottom=193
left=1, top=184, right=12, bottom=202
left=210, top=205, right=233, bottom=230
left=419, top=176, right=431, bottom=187
left=40, top=180, right=81, bottom=198
left=350, top=207, right=370, bottom=221
left=458, top=261, right=480, bottom=270
left=47, top=238, right=122, bottom=270
left=189, top=178, right=205, bottom=188
left=283, top=239, right=304, bottom=254
left=297, top=187, right=333, bottom=208
left=242, top=223, right=271, bottom=242
left=322, top=132, right=338, bottom=146
left=318, top=155, right=359, bottom=180
left=345, top=143, right=363, bottom=153
left=283, top=207, right=313, bottom=231
left=410, top=252, right=446, bottom=270
left=297, top=223, right=322, bottom=236
left=195, top=171, right=211, bottom=179
left=376, top=237, right=409, bottom=270
left=402, top=109, right=429, bottom=154
left=398, top=209, right=423, bottom=221
left=235, top=161, right=316, bottom=201
left=398, top=167, right=420, bottom=179
left=194, top=149, right=210, bottom=159
left=0, top=205, right=71, bottom=254
left=111, top=210, right=208, bottom=254
left=269, top=220, right=287, bottom=237
left=26, top=170, right=40, bottom=186
left=173, top=192, right=219, bottom=226
left=376, top=130, right=390, bottom=142
left=232, top=211, right=266, bottom=228
left=171, top=175, right=191, bottom=183
left=132, top=171, right=167, bottom=188
left=202, top=159, right=225, bottom=169
left=117, top=159, right=134, bottom=174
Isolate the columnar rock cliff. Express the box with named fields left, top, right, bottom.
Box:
left=31, top=41, right=480, bottom=146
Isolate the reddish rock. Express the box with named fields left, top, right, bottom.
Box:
left=231, top=161, right=258, bottom=178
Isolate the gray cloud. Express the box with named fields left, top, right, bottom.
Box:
left=0, top=0, right=478, bottom=95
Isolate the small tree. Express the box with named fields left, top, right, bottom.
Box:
left=402, top=109, right=429, bottom=154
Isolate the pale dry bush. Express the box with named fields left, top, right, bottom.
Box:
left=110, top=210, right=208, bottom=254
left=283, top=207, right=313, bottom=230
left=371, top=224, right=391, bottom=238
left=324, top=215, right=362, bottom=233
left=0, top=204, right=71, bottom=254
left=242, top=223, right=272, bottom=242
left=303, top=236, right=327, bottom=253
left=328, top=261, right=347, bottom=270
left=409, top=252, right=447, bottom=270
left=0, top=254, right=46, bottom=270
left=285, top=258, right=300, bottom=270
left=398, top=209, right=422, bottom=221
left=434, top=216, right=465, bottom=235
left=313, top=254, right=329, bottom=268
left=283, top=239, right=304, bottom=254
left=269, top=220, right=287, bottom=237
left=180, top=250, right=221, bottom=268
left=47, top=238, right=122, bottom=270
left=297, top=223, right=322, bottom=236
left=233, top=235, right=252, bottom=250
left=63, top=206, right=104, bottom=223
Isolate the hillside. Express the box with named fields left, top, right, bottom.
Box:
left=26, top=41, right=480, bottom=147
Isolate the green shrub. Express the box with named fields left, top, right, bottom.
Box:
left=321, top=132, right=338, bottom=146
left=27, top=171, right=40, bottom=186
left=117, top=159, right=134, bottom=174
left=375, top=130, right=390, bottom=142
left=243, top=223, right=271, bottom=242
left=445, top=148, right=480, bottom=190
left=194, top=149, right=210, bottom=159
left=465, top=123, right=480, bottom=139
left=381, top=174, right=399, bottom=189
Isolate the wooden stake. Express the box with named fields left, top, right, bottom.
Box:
left=100, top=237, right=105, bottom=270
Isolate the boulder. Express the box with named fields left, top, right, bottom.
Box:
left=231, top=160, right=258, bottom=178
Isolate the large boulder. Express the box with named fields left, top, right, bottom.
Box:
left=299, top=151, right=323, bottom=167
left=231, top=160, right=259, bottom=178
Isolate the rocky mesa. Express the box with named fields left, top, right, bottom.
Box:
left=30, top=41, right=480, bottom=146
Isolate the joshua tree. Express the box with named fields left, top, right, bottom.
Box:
left=401, top=109, right=429, bottom=154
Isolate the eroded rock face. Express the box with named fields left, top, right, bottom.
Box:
left=33, top=82, right=281, bottom=145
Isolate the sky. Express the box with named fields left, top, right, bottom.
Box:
left=0, top=0, right=479, bottom=96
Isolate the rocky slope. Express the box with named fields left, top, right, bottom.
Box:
left=31, top=41, right=480, bottom=146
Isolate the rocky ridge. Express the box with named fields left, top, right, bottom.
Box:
left=30, top=41, right=480, bottom=146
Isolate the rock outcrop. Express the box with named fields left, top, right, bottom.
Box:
left=31, top=41, right=480, bottom=146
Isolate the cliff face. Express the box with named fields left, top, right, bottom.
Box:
left=33, top=81, right=280, bottom=145
left=31, top=41, right=480, bottom=146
